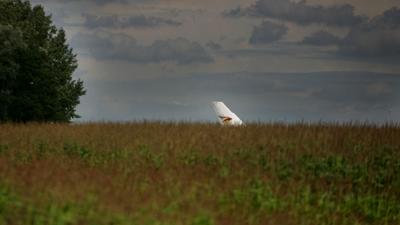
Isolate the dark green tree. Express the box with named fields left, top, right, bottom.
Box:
left=0, top=0, right=85, bottom=122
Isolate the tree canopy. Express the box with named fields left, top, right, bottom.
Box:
left=0, top=0, right=85, bottom=122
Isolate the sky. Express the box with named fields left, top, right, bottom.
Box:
left=30, top=0, right=400, bottom=123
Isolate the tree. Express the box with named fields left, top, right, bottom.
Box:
left=0, top=0, right=85, bottom=122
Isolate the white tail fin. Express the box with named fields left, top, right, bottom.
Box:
left=211, top=101, right=243, bottom=126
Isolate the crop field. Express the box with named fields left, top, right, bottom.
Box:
left=0, top=122, right=399, bottom=225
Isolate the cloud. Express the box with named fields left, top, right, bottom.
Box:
left=77, top=71, right=400, bottom=122
left=300, top=31, right=342, bottom=46
left=249, top=21, right=288, bottom=44
left=224, top=6, right=242, bottom=18
left=87, top=0, right=127, bottom=4
left=309, top=74, right=396, bottom=112
left=205, top=41, right=222, bottom=50
left=83, top=14, right=181, bottom=29
left=297, top=7, right=400, bottom=58
left=225, top=0, right=366, bottom=27
left=339, top=7, right=400, bottom=58
left=71, top=31, right=213, bottom=64
left=32, top=0, right=151, bottom=6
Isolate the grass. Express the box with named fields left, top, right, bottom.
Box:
left=0, top=122, right=399, bottom=225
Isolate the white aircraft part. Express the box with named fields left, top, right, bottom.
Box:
left=211, top=101, right=243, bottom=126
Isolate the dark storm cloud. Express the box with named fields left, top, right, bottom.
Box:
left=83, top=14, right=181, bottom=29
left=206, top=41, right=222, bottom=50
left=339, top=7, right=400, bottom=58
left=249, top=21, right=288, bottom=44
left=32, top=0, right=153, bottom=5
left=86, top=0, right=127, bottom=4
left=300, top=31, right=342, bottom=46
left=71, top=31, right=213, bottom=64
left=224, top=6, right=242, bottom=18
left=225, top=0, right=366, bottom=27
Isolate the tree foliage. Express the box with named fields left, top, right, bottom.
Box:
left=0, top=0, right=85, bottom=122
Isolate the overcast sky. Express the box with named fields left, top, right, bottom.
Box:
left=31, top=0, right=400, bottom=123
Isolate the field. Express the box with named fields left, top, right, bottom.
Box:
left=0, top=122, right=399, bottom=225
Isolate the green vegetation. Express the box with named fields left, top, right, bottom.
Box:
left=0, top=122, right=399, bottom=224
left=0, top=0, right=85, bottom=122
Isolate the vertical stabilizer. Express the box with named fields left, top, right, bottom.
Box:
left=211, top=101, right=243, bottom=125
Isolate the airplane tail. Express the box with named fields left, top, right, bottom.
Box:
left=211, top=101, right=243, bottom=126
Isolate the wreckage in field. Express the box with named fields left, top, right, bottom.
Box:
left=211, top=101, right=244, bottom=126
